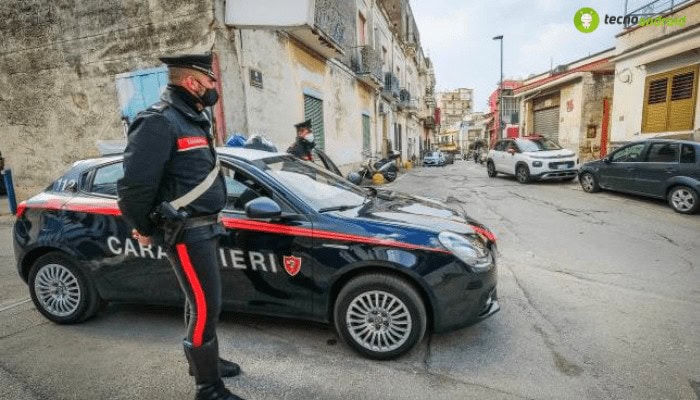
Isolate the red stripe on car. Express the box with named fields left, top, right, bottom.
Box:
left=176, top=244, right=207, bottom=347
left=221, top=218, right=450, bottom=254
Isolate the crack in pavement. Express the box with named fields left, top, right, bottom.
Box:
left=508, top=191, right=609, bottom=225
left=0, top=321, right=51, bottom=340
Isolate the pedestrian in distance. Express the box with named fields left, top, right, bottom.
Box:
left=116, top=52, right=244, bottom=400
left=287, top=119, right=316, bottom=160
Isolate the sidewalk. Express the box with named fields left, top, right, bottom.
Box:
left=0, top=196, right=15, bottom=225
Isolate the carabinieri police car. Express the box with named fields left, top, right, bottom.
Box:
left=13, top=148, right=499, bottom=360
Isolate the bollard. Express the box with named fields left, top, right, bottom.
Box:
left=2, top=169, right=17, bottom=215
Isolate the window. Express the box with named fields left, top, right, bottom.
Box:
left=681, top=144, right=697, bottom=164
left=90, top=162, right=124, bottom=196
left=304, top=94, right=325, bottom=150
left=494, top=141, right=507, bottom=152
left=358, top=13, right=367, bottom=45
left=642, top=65, right=698, bottom=133
left=645, top=142, right=679, bottom=163
left=362, top=114, right=371, bottom=154
left=611, top=143, right=646, bottom=162
left=220, top=165, right=274, bottom=212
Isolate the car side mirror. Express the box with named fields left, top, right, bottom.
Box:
left=507, top=148, right=515, bottom=155
left=603, top=157, right=611, bottom=164
left=245, top=197, right=281, bottom=219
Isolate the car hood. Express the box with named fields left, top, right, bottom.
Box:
left=334, top=189, right=490, bottom=236
left=523, top=149, right=576, bottom=159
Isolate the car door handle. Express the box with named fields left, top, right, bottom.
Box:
left=626, top=167, right=635, bottom=172
left=665, top=168, right=677, bottom=174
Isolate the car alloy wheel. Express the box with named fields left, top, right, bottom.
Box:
left=487, top=161, right=497, bottom=177
left=34, top=263, right=81, bottom=317
left=334, top=274, right=426, bottom=360
left=29, top=252, right=100, bottom=324
left=668, top=186, right=699, bottom=214
left=516, top=165, right=530, bottom=183
left=346, top=290, right=412, bottom=353
left=580, top=172, right=600, bottom=193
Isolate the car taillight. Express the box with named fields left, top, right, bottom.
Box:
left=471, top=225, right=497, bottom=243
left=16, top=201, right=27, bottom=218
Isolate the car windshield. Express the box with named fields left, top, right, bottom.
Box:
left=258, top=156, right=366, bottom=212
left=517, top=138, right=562, bottom=152
left=426, top=152, right=438, bottom=157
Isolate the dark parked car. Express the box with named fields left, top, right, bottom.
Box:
left=13, top=147, right=499, bottom=360
left=578, top=139, right=700, bottom=214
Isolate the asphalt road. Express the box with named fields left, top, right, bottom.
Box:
left=0, top=161, right=698, bottom=400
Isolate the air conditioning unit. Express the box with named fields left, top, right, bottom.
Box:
left=553, top=65, right=568, bottom=74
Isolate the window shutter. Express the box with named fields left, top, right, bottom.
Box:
left=362, top=115, right=371, bottom=153
left=304, top=95, right=325, bottom=150
left=668, top=67, right=697, bottom=131
left=642, top=76, right=669, bottom=133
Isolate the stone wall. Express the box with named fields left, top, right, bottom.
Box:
left=0, top=0, right=215, bottom=198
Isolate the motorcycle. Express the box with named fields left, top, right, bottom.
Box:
left=348, top=150, right=401, bottom=184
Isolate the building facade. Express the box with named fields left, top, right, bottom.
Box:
left=610, top=0, right=700, bottom=146
left=487, top=80, right=522, bottom=144
left=437, top=88, right=474, bottom=128
left=514, top=49, right=615, bottom=161
left=0, top=0, right=436, bottom=198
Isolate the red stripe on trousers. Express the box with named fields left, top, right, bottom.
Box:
left=176, top=244, right=207, bottom=347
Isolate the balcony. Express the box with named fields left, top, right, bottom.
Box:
left=351, top=46, right=383, bottom=88
left=424, top=116, right=436, bottom=130
left=225, top=0, right=353, bottom=59
left=382, top=72, right=400, bottom=100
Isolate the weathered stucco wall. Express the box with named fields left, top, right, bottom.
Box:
left=558, top=82, right=584, bottom=154
left=579, top=73, right=614, bottom=160
left=0, top=0, right=215, bottom=198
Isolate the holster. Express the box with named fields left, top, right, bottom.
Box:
left=151, top=201, right=189, bottom=248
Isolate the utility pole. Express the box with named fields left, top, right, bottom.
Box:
left=493, top=35, right=504, bottom=140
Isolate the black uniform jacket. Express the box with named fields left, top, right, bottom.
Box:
left=117, top=85, right=226, bottom=236
left=287, top=137, right=314, bottom=161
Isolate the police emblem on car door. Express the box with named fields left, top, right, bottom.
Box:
left=218, top=163, right=314, bottom=316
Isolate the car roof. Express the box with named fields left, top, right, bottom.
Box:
left=641, top=138, right=699, bottom=145
left=215, top=146, right=287, bottom=161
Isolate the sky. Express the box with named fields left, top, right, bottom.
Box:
left=411, top=0, right=633, bottom=112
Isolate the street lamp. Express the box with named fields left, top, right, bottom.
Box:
left=493, top=35, right=503, bottom=140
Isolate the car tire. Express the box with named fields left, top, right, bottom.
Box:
left=579, top=172, right=600, bottom=193
left=334, top=273, right=427, bottom=360
left=668, top=186, right=699, bottom=214
left=516, top=165, right=530, bottom=184
left=487, top=161, right=497, bottom=177
left=28, top=252, right=101, bottom=324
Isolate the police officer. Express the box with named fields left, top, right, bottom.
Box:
left=287, top=119, right=315, bottom=160
left=117, top=53, right=244, bottom=400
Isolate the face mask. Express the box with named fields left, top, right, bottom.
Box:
left=199, top=88, right=219, bottom=107
left=304, top=133, right=315, bottom=143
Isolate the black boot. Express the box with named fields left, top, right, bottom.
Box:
left=183, top=338, right=245, bottom=400
left=189, top=357, right=241, bottom=378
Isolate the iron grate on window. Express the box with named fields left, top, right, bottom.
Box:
left=648, top=78, right=668, bottom=104
left=671, top=72, right=695, bottom=101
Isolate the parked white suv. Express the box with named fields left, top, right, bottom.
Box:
left=487, top=137, right=579, bottom=183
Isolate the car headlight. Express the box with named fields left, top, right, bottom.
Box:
left=532, top=161, right=543, bottom=167
left=438, top=231, right=493, bottom=273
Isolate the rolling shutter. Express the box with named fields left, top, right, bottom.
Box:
left=304, top=95, right=325, bottom=150
left=533, top=107, right=560, bottom=141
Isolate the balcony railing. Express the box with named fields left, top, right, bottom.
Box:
left=623, top=0, right=693, bottom=26
left=383, top=73, right=400, bottom=99
left=351, top=46, right=383, bottom=87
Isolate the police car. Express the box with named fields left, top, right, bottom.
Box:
left=13, top=148, right=499, bottom=360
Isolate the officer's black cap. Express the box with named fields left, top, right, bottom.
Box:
left=294, top=119, right=312, bottom=130
left=159, top=53, right=216, bottom=80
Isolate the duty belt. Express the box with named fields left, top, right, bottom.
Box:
left=183, top=215, right=220, bottom=229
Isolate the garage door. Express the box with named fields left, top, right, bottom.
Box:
left=533, top=107, right=560, bottom=141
